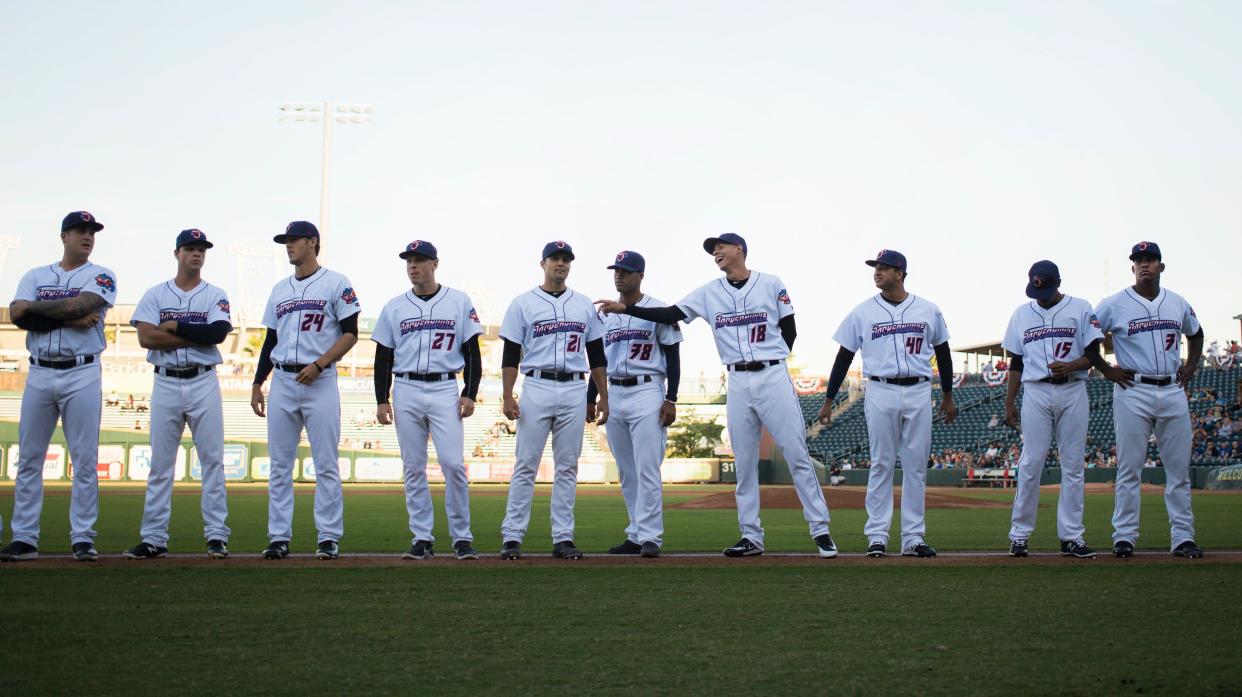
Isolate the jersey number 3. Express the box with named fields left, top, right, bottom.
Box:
left=300, top=313, right=325, bottom=332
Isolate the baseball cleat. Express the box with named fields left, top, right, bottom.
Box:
left=263, top=541, right=290, bottom=560
left=640, top=541, right=661, bottom=558
left=608, top=539, right=642, bottom=555
left=207, top=540, right=230, bottom=559
left=1060, top=540, right=1096, bottom=559
left=1008, top=540, right=1029, bottom=557
left=552, top=540, right=584, bottom=560
left=72, top=542, right=99, bottom=562
left=866, top=542, right=887, bottom=558
left=123, top=542, right=168, bottom=560
left=1112, top=540, right=1135, bottom=558
left=453, top=540, right=479, bottom=560
left=1172, top=540, right=1204, bottom=558
left=0, top=541, right=39, bottom=562
left=500, top=540, right=522, bottom=560
left=814, top=534, right=838, bottom=559
left=316, top=540, right=340, bottom=560
left=902, top=543, right=937, bottom=558
left=723, top=538, right=762, bottom=557
left=402, top=540, right=434, bottom=560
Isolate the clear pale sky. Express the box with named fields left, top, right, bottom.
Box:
left=2, top=2, right=1239, bottom=375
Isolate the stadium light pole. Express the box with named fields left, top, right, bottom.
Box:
left=278, top=101, right=375, bottom=256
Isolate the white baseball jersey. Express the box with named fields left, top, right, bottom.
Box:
left=13, top=262, right=117, bottom=357
left=1095, top=287, right=1200, bottom=375
left=261, top=267, right=361, bottom=365
left=372, top=286, right=483, bottom=374
left=1001, top=296, right=1104, bottom=382
left=500, top=287, right=603, bottom=373
left=676, top=272, right=793, bottom=365
left=833, top=295, right=949, bottom=379
left=132, top=281, right=231, bottom=368
left=603, top=295, right=683, bottom=378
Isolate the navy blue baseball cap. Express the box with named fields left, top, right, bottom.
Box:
left=61, top=211, right=103, bottom=233
left=399, top=239, right=438, bottom=260
left=1129, top=241, right=1162, bottom=261
left=865, top=248, right=907, bottom=271
left=542, top=240, right=575, bottom=260
left=1025, top=260, right=1061, bottom=300
left=607, top=250, right=645, bottom=273
left=274, top=221, right=320, bottom=243
left=703, top=233, right=747, bottom=256
left=176, top=228, right=214, bottom=250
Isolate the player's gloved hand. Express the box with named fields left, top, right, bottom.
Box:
left=9, top=300, right=29, bottom=320
left=1176, top=364, right=1196, bottom=388
left=67, top=312, right=100, bottom=329
left=816, top=399, right=833, bottom=426
left=660, top=400, right=677, bottom=427
left=458, top=397, right=475, bottom=419
left=377, top=403, right=393, bottom=425
left=1005, top=401, right=1020, bottom=430
left=939, top=393, right=957, bottom=424
left=1102, top=365, right=1135, bottom=389
left=296, top=362, right=323, bottom=385
left=250, top=384, right=267, bottom=417
left=595, top=396, right=609, bottom=425
left=503, top=395, right=520, bottom=421
left=594, top=300, right=626, bottom=316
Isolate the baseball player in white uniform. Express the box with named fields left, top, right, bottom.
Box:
left=251, top=221, right=360, bottom=560
left=123, top=229, right=233, bottom=560
left=590, top=251, right=683, bottom=559
left=817, top=249, right=956, bottom=558
left=598, top=233, right=838, bottom=559
left=498, top=241, right=609, bottom=560
left=1, top=211, right=115, bottom=563
left=373, top=240, right=483, bottom=561
left=1001, top=260, right=1107, bottom=558
left=1094, top=241, right=1205, bottom=558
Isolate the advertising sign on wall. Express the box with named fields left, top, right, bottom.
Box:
left=128, top=445, right=187, bottom=482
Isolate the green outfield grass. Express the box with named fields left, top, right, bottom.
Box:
left=0, top=485, right=1239, bottom=553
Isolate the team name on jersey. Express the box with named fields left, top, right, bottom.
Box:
left=275, top=299, right=328, bottom=319
left=715, top=311, right=767, bottom=329
left=1022, top=326, right=1076, bottom=344
left=36, top=287, right=81, bottom=301
left=533, top=320, right=586, bottom=337
left=160, top=310, right=208, bottom=323
left=871, top=322, right=926, bottom=339
left=400, top=318, right=456, bottom=336
left=1127, top=319, right=1181, bottom=336
left=605, top=328, right=652, bottom=346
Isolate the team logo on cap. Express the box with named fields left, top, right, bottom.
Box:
left=94, top=273, right=116, bottom=294
left=408, top=240, right=423, bottom=251
left=615, top=252, right=627, bottom=263
left=555, top=241, right=567, bottom=248
left=189, top=229, right=203, bottom=239
left=81, top=211, right=94, bottom=222
left=1137, top=241, right=1150, bottom=251
left=285, top=222, right=294, bottom=234
left=1032, top=276, right=1045, bottom=288
left=876, top=249, right=886, bottom=259
left=341, top=287, right=358, bottom=305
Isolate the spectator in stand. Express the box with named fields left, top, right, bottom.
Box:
left=982, top=358, right=994, bottom=373
left=988, top=413, right=1001, bottom=428
left=995, top=357, right=1008, bottom=371
left=1217, top=417, right=1234, bottom=438
left=1205, top=340, right=1221, bottom=367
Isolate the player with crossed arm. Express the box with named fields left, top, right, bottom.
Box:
left=124, top=229, right=234, bottom=560
left=0, top=211, right=116, bottom=562
left=816, top=249, right=956, bottom=558
left=372, top=240, right=483, bottom=561
left=598, top=233, right=838, bottom=559
left=1002, top=260, right=1110, bottom=558
left=499, top=241, right=608, bottom=561
left=251, top=221, right=360, bottom=561
left=1095, top=242, right=1205, bottom=558
left=589, top=251, right=682, bottom=559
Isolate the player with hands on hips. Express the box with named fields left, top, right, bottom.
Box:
left=250, top=221, right=360, bottom=561
left=1002, top=260, right=1112, bottom=559
left=589, top=251, right=683, bottom=559
left=0, top=211, right=116, bottom=563
left=817, top=249, right=955, bottom=558
left=1095, top=242, right=1205, bottom=558
left=123, top=229, right=234, bottom=560
left=498, top=242, right=609, bottom=561
left=372, top=240, right=483, bottom=561
left=598, top=233, right=838, bottom=559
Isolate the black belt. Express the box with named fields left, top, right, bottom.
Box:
left=610, top=375, right=654, bottom=387
left=395, top=371, right=457, bottom=382
left=727, top=360, right=780, bottom=372
left=524, top=370, right=584, bottom=382
left=155, top=365, right=214, bottom=379
left=869, top=376, right=928, bottom=386
left=1038, top=376, right=1078, bottom=385
left=277, top=363, right=330, bottom=373
left=30, top=355, right=96, bottom=370
left=1139, top=375, right=1172, bottom=386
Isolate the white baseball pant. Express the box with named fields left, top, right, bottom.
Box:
left=863, top=380, right=931, bottom=551
left=267, top=367, right=344, bottom=544
left=604, top=379, right=667, bottom=546
left=393, top=377, right=473, bottom=545
left=1009, top=380, right=1089, bottom=542
left=501, top=377, right=586, bottom=544
left=1112, top=380, right=1195, bottom=549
